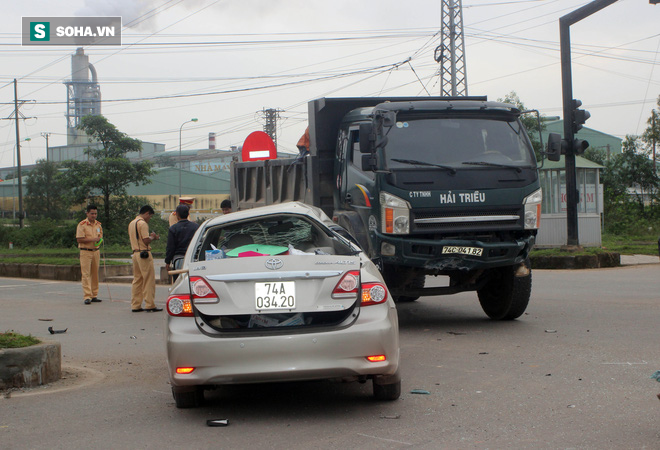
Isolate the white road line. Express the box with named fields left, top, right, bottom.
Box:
left=356, top=433, right=412, bottom=446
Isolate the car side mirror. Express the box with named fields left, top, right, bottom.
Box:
left=359, top=123, right=374, bottom=153
left=546, top=133, right=562, bottom=162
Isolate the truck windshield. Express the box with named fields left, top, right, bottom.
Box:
left=384, top=116, right=536, bottom=169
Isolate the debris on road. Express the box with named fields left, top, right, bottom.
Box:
left=207, top=419, right=229, bottom=427
left=47, top=326, right=67, bottom=334
left=410, top=389, right=431, bottom=395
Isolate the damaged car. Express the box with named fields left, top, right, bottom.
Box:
left=165, top=202, right=400, bottom=408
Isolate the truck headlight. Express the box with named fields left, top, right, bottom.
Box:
left=523, top=188, right=542, bottom=230
left=381, top=192, right=410, bottom=234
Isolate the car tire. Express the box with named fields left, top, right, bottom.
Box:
left=373, top=379, right=401, bottom=401
left=477, top=259, right=532, bottom=320
left=172, top=386, right=204, bottom=409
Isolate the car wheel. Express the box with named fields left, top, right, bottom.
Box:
left=477, top=259, right=532, bottom=320
left=172, top=386, right=204, bottom=409
left=373, top=379, right=401, bottom=401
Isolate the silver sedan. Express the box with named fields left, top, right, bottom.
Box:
left=165, top=202, right=400, bottom=408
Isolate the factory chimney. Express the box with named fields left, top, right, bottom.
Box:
left=209, top=132, right=216, bottom=150
left=64, top=48, right=102, bottom=145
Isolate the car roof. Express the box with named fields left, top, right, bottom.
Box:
left=205, top=201, right=333, bottom=227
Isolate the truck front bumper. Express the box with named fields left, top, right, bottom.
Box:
left=376, top=232, right=535, bottom=271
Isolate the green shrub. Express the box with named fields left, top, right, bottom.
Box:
left=0, top=219, right=77, bottom=249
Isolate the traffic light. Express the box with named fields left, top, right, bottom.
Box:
left=651, top=0, right=659, bottom=5
left=573, top=138, right=590, bottom=155
left=571, top=99, right=591, bottom=134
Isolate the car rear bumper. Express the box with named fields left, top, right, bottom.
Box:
left=167, top=305, right=399, bottom=387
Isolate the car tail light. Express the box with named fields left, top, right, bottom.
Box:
left=332, top=270, right=360, bottom=299
left=189, top=276, right=219, bottom=303
left=366, top=355, right=386, bottom=362
left=361, top=282, right=387, bottom=306
left=167, top=294, right=193, bottom=317
left=176, top=367, right=195, bottom=374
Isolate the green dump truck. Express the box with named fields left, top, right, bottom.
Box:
left=231, top=97, right=544, bottom=320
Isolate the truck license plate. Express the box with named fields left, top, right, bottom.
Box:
left=442, top=246, right=483, bottom=256
left=255, top=282, right=296, bottom=310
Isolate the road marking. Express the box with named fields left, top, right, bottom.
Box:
left=601, top=360, right=647, bottom=365
left=356, top=434, right=412, bottom=446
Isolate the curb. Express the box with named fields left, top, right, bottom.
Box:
left=0, top=341, right=62, bottom=389
left=0, top=263, right=133, bottom=282
left=530, top=252, right=620, bottom=270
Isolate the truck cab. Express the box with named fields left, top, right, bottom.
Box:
left=330, top=100, right=541, bottom=319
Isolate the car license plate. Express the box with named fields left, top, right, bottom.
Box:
left=441, top=246, right=483, bottom=256
left=255, top=282, right=296, bottom=310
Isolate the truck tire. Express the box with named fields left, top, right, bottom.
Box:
left=383, top=266, right=424, bottom=302
left=395, top=274, right=425, bottom=303
left=477, top=259, right=531, bottom=320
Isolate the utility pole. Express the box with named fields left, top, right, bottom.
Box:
left=2, top=80, right=33, bottom=228
left=653, top=112, right=657, bottom=173
left=435, top=0, right=468, bottom=96
left=41, top=132, right=51, bottom=162
left=262, top=108, right=282, bottom=149
left=14, top=79, right=25, bottom=229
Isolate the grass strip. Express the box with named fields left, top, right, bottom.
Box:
left=0, top=331, right=41, bottom=348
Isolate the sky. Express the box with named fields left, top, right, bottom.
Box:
left=0, top=0, right=659, bottom=168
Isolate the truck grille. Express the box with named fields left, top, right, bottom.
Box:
left=412, top=207, right=522, bottom=233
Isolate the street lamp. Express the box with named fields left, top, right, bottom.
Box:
left=179, top=118, right=198, bottom=197
left=13, top=137, right=31, bottom=221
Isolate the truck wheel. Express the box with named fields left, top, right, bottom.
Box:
left=373, top=379, right=401, bottom=401
left=477, top=259, right=531, bottom=320
left=384, top=265, right=424, bottom=303
left=172, top=386, right=204, bottom=408
left=395, top=274, right=425, bottom=303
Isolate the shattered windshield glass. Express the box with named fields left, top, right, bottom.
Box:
left=193, top=214, right=355, bottom=261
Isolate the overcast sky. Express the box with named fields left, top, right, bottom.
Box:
left=1, top=0, right=659, bottom=168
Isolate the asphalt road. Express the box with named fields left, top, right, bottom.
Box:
left=1, top=264, right=659, bottom=449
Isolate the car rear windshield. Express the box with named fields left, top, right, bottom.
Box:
left=193, top=214, right=355, bottom=261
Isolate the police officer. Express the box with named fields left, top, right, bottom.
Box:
left=169, top=197, right=195, bottom=227
left=76, top=204, right=103, bottom=305
left=128, top=205, right=161, bottom=312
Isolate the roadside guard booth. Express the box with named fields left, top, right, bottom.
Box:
left=536, top=156, right=604, bottom=248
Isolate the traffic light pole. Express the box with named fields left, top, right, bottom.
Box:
left=559, top=0, right=617, bottom=247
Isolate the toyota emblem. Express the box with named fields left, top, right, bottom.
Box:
left=265, top=258, right=283, bottom=270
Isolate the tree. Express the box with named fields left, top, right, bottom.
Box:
left=62, top=115, right=155, bottom=227
left=498, top=91, right=546, bottom=159
left=600, top=136, right=659, bottom=214
left=641, top=95, right=659, bottom=167
left=25, top=159, right=70, bottom=220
